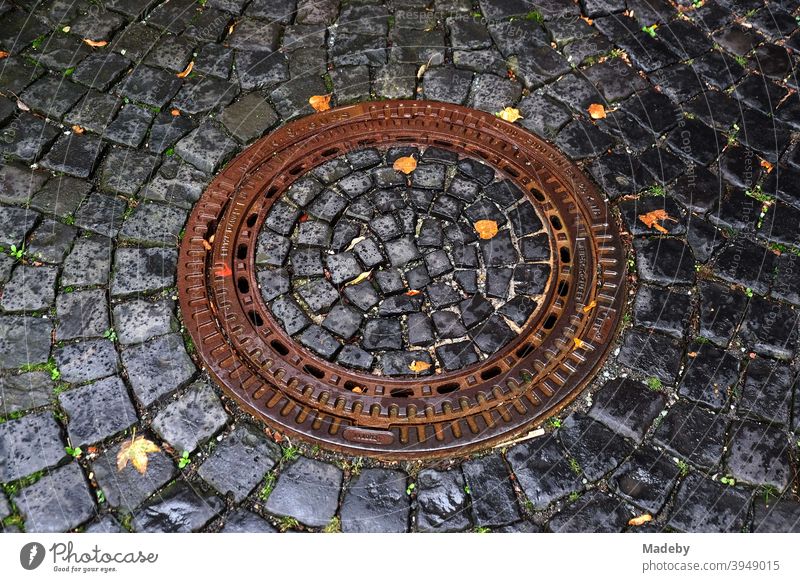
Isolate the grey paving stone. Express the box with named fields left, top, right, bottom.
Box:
left=20, top=74, right=86, bottom=120
left=234, top=49, right=289, bottom=91
left=26, top=219, right=78, bottom=264
left=85, top=515, right=124, bottom=533
left=140, top=157, right=209, bottom=208
left=549, top=490, right=632, bottom=533
left=39, top=133, right=104, bottom=179
left=654, top=401, right=727, bottom=469
left=55, top=289, right=109, bottom=341
left=61, top=236, right=113, bottom=287
left=726, top=420, right=791, bottom=491
left=100, top=148, right=161, bottom=196
left=507, top=435, right=584, bottom=511
left=59, top=375, right=136, bottom=445
left=151, top=381, right=228, bottom=453
left=147, top=112, right=198, bottom=154
left=53, top=339, right=119, bottom=385
left=341, top=468, right=410, bottom=533
left=0, top=163, right=48, bottom=205
left=558, top=413, right=633, bottom=481
left=0, top=206, right=38, bottom=251
left=172, top=76, right=238, bottom=115
left=174, top=121, right=238, bottom=174
left=0, top=413, right=66, bottom=483
left=264, top=457, right=342, bottom=527
left=588, top=378, right=666, bottom=442
left=0, top=315, right=52, bottom=370
left=667, top=472, right=751, bottom=533
left=752, top=498, right=800, bottom=533
left=0, top=265, right=58, bottom=312
left=29, top=175, right=90, bottom=219
left=198, top=425, right=279, bottom=502
left=220, top=509, right=276, bottom=532
left=92, top=440, right=177, bottom=512
left=119, top=202, right=187, bottom=246
left=0, top=112, right=59, bottom=163
left=121, top=333, right=195, bottom=407
left=219, top=92, right=278, bottom=143
left=113, top=298, right=177, bottom=345
left=73, top=192, right=128, bottom=238
left=0, top=371, right=53, bottom=414
left=616, top=328, right=684, bottom=385
left=132, top=482, right=224, bottom=532
left=104, top=104, right=155, bottom=148
left=14, top=463, right=95, bottom=532
left=111, top=247, right=178, bottom=297
left=116, top=64, right=181, bottom=108
left=610, top=445, right=681, bottom=514
left=462, top=453, right=520, bottom=527
left=416, top=467, right=470, bottom=532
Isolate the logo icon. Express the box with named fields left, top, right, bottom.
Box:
left=20, top=542, right=46, bottom=570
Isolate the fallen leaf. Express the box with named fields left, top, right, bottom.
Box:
left=350, top=386, right=364, bottom=394
left=309, top=94, right=331, bottom=112
left=573, top=337, right=585, bottom=349
left=582, top=300, right=597, bottom=313
left=298, top=213, right=309, bottom=222
left=171, top=108, right=181, bottom=116
left=495, top=107, right=523, bottom=123
left=201, top=239, right=212, bottom=251
left=638, top=209, right=677, bottom=234
left=393, top=155, right=417, bottom=174
left=581, top=15, right=594, bottom=25
left=474, top=219, right=499, bottom=240
left=0, top=51, right=8, bottom=59
left=16, top=99, right=30, bottom=112
left=346, top=270, right=372, bottom=286
left=176, top=61, right=194, bottom=78
left=406, top=289, right=421, bottom=296
left=214, top=263, right=233, bottom=277
left=71, top=125, right=84, bottom=134
left=116, top=436, right=160, bottom=475
left=687, top=351, right=697, bottom=357
left=760, top=159, right=774, bottom=173
left=416, top=63, right=428, bottom=79
left=628, top=514, right=653, bottom=526
left=345, top=235, right=366, bottom=251
left=83, top=38, right=108, bottom=47
left=408, top=360, right=431, bottom=373
left=588, top=103, right=606, bottom=119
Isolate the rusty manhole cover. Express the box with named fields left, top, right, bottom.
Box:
left=178, top=100, right=626, bottom=459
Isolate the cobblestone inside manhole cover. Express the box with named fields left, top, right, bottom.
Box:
left=179, top=101, right=627, bottom=459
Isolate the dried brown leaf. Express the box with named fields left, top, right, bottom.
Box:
left=116, top=436, right=160, bottom=475
left=393, top=156, right=417, bottom=174
left=474, top=219, right=499, bottom=240
left=309, top=94, right=332, bottom=112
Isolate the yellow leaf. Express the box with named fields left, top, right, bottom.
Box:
left=474, top=219, right=499, bottom=240
left=393, top=156, right=417, bottom=174
left=573, top=337, right=585, bottom=349
left=83, top=39, right=108, bottom=47
left=495, top=107, right=522, bottom=123
left=71, top=125, right=84, bottom=134
left=345, top=270, right=372, bottom=286
left=116, top=436, right=160, bottom=475
left=588, top=103, right=606, bottom=119
left=628, top=514, right=653, bottom=526
left=176, top=61, right=194, bottom=78
left=582, top=300, right=597, bottom=313
left=408, top=360, right=431, bottom=373
left=309, top=94, right=331, bottom=112
left=638, top=209, right=677, bottom=234
left=350, top=386, right=364, bottom=394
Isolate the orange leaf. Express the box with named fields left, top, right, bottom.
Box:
left=83, top=39, right=108, bottom=47
left=406, top=289, right=421, bottom=296
left=214, top=263, right=232, bottom=277
left=573, top=337, right=585, bottom=349
left=71, top=125, right=84, bottom=134
left=687, top=351, right=698, bottom=358
left=495, top=107, right=522, bottom=123
left=299, top=213, right=309, bottom=222
left=408, top=360, right=431, bottom=373
left=760, top=159, right=774, bottom=173
left=116, top=436, right=160, bottom=475
left=582, top=300, right=597, bottom=313
left=638, top=209, right=677, bottom=234
left=588, top=103, right=606, bottom=119
left=628, top=514, right=653, bottom=526
left=0, top=51, right=9, bottom=59
left=176, top=61, right=194, bottom=78
left=171, top=108, right=181, bottom=116
left=309, top=94, right=332, bottom=112
left=474, top=219, right=499, bottom=240
left=393, top=156, right=417, bottom=174
left=350, top=386, right=364, bottom=394
left=201, top=240, right=212, bottom=251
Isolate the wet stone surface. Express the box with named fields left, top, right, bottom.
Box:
left=257, top=147, right=550, bottom=377
left=0, top=0, right=798, bottom=534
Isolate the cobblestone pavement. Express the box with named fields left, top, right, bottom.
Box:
left=1, top=0, right=800, bottom=533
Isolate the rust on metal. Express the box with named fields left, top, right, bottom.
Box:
left=178, top=100, right=627, bottom=459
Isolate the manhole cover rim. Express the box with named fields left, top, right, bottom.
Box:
left=178, top=99, right=627, bottom=459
